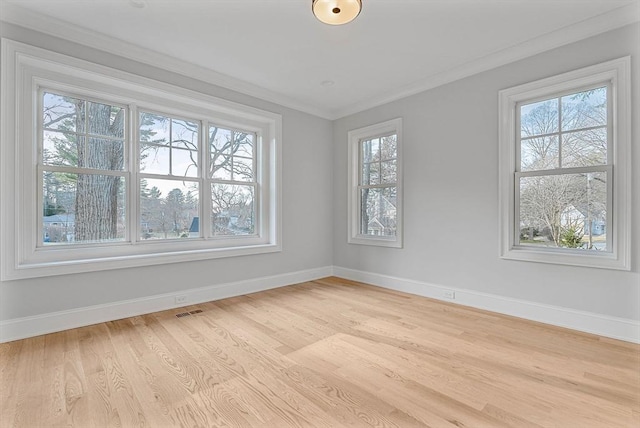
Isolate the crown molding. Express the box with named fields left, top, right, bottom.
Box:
left=1, top=2, right=638, bottom=121
left=0, top=2, right=334, bottom=120
left=332, top=2, right=640, bottom=119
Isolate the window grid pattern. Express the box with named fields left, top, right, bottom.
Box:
left=39, top=92, right=262, bottom=246
left=40, top=90, right=128, bottom=245
left=138, top=111, right=201, bottom=241
left=358, top=133, right=398, bottom=237
left=209, top=126, right=257, bottom=237
left=515, top=85, right=611, bottom=252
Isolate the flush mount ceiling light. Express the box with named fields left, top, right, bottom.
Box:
left=312, top=0, right=362, bottom=25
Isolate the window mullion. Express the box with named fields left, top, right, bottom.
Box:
left=202, top=121, right=212, bottom=239
left=40, top=165, right=128, bottom=177
left=359, top=183, right=397, bottom=190
left=557, top=97, right=563, bottom=168
left=518, top=164, right=608, bottom=178
left=130, top=104, right=138, bottom=244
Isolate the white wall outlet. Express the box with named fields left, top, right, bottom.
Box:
left=175, top=295, right=187, bottom=305
left=443, top=290, right=455, bottom=300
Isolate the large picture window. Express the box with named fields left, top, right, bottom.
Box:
left=1, top=40, right=281, bottom=280
left=499, top=57, right=631, bottom=270
left=348, top=118, right=403, bottom=248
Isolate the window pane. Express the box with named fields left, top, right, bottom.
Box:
left=361, top=162, right=380, bottom=185
left=233, top=156, right=254, bottom=181
left=519, top=172, right=607, bottom=251
left=211, top=184, right=255, bottom=236
left=212, top=155, right=232, bottom=180
left=361, top=138, right=379, bottom=163
left=85, top=137, right=125, bottom=170
left=561, top=128, right=607, bottom=168
left=209, top=126, right=232, bottom=154
left=520, top=98, right=558, bottom=138
left=381, top=159, right=397, bottom=183
left=140, top=113, right=199, bottom=178
left=521, top=136, right=559, bottom=171
left=139, top=179, right=199, bottom=240
left=561, top=87, right=607, bottom=131
left=171, top=118, right=198, bottom=150
left=42, top=94, right=125, bottom=171
left=140, top=143, right=170, bottom=175
left=380, top=134, right=397, bottom=160
left=235, top=132, right=254, bottom=158
left=360, top=187, right=397, bottom=237
left=209, top=127, right=254, bottom=181
left=171, top=148, right=198, bottom=177
left=43, top=130, right=80, bottom=167
left=87, top=101, right=124, bottom=138
left=139, top=112, right=169, bottom=145
left=43, top=92, right=82, bottom=132
left=42, top=172, right=126, bottom=245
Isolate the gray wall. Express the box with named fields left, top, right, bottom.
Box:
left=0, top=23, right=334, bottom=320
left=1, top=22, right=638, bottom=325
left=332, top=23, right=640, bottom=321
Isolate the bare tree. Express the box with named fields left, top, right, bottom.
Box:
left=518, top=89, right=607, bottom=248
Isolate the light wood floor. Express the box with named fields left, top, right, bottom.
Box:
left=1, top=277, right=639, bottom=427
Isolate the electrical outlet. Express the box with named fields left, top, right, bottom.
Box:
left=175, top=295, right=187, bottom=305
left=443, top=290, right=455, bottom=300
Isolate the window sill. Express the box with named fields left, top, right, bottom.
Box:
left=348, top=235, right=403, bottom=248
left=500, top=246, right=629, bottom=271
left=2, top=242, right=282, bottom=281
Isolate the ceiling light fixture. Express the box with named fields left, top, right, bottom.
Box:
left=312, top=0, right=362, bottom=25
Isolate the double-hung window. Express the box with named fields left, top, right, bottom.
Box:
left=498, top=57, right=631, bottom=270
left=348, top=118, right=403, bottom=247
left=1, top=40, right=281, bottom=280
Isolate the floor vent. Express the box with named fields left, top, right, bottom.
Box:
left=175, top=309, right=203, bottom=318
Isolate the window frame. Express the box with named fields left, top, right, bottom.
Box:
left=498, top=57, right=631, bottom=270
left=347, top=118, right=403, bottom=248
left=1, top=39, right=282, bottom=280
left=207, top=124, right=259, bottom=239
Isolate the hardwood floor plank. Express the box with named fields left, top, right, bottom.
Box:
left=8, top=336, right=46, bottom=428
left=1, top=277, right=638, bottom=427
left=0, top=340, right=23, bottom=428
left=279, top=364, right=405, bottom=428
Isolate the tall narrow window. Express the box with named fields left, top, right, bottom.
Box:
left=348, top=118, right=403, bottom=247
left=499, top=57, right=631, bottom=270
left=209, top=125, right=257, bottom=236
left=138, top=112, right=200, bottom=240
left=41, top=91, right=127, bottom=245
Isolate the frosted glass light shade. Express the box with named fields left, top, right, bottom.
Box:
left=312, top=0, right=362, bottom=25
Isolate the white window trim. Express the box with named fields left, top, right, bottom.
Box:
left=1, top=39, right=282, bottom=281
left=347, top=118, right=403, bottom=248
left=498, top=57, right=631, bottom=270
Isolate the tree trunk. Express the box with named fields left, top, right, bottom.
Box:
left=75, top=101, right=124, bottom=242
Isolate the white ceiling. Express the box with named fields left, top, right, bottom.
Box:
left=1, top=0, right=639, bottom=119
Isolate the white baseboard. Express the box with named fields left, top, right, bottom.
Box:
left=333, top=267, right=640, bottom=344
left=0, top=266, right=333, bottom=343
left=2, top=265, right=638, bottom=344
